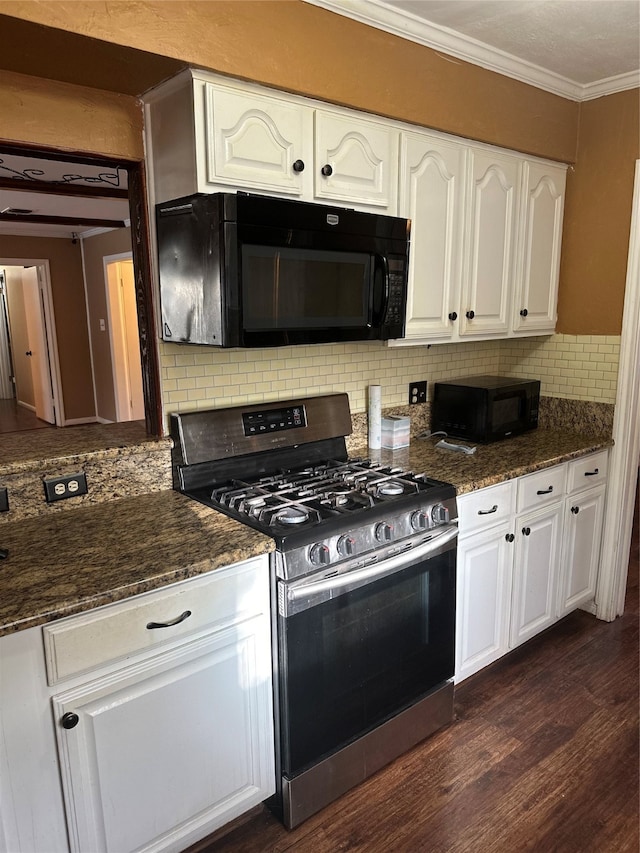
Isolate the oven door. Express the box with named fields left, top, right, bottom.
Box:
left=276, top=527, right=457, bottom=779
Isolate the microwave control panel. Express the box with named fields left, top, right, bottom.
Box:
left=386, top=258, right=406, bottom=326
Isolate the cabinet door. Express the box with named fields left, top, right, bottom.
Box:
left=460, top=149, right=519, bottom=337
left=456, top=523, right=515, bottom=682
left=511, top=503, right=563, bottom=647
left=558, top=486, right=606, bottom=616
left=512, top=161, right=566, bottom=334
left=204, top=83, right=312, bottom=196
left=399, top=132, right=465, bottom=341
left=314, top=111, right=398, bottom=210
left=53, top=621, right=274, bottom=853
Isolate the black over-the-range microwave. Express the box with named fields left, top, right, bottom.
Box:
left=431, top=376, right=541, bottom=443
left=155, top=191, right=410, bottom=348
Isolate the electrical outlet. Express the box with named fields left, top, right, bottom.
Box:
left=43, top=473, right=88, bottom=503
left=409, top=381, right=427, bottom=405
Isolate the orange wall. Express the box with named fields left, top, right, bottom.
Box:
left=0, top=69, right=143, bottom=160
left=1, top=1, right=577, bottom=162
left=0, top=236, right=95, bottom=421
left=558, top=89, right=640, bottom=334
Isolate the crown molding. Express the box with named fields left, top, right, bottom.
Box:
left=305, top=0, right=639, bottom=102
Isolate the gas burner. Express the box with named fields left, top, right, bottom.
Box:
left=270, top=505, right=311, bottom=526
left=377, top=480, right=405, bottom=496
left=322, top=490, right=375, bottom=511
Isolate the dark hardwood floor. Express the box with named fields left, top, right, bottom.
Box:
left=0, top=399, right=54, bottom=433
left=193, top=486, right=639, bottom=853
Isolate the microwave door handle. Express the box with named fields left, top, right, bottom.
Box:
left=371, top=254, right=390, bottom=326
left=287, top=524, right=458, bottom=606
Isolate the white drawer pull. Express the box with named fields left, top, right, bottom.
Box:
left=536, top=486, right=554, bottom=495
left=478, top=505, right=498, bottom=515
left=146, top=610, right=192, bottom=630
left=584, top=468, right=599, bottom=477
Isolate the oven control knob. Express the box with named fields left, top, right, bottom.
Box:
left=309, top=543, right=330, bottom=567
left=375, top=522, right=394, bottom=543
left=410, top=510, right=429, bottom=531
left=431, top=503, right=450, bottom=525
left=337, top=535, right=356, bottom=557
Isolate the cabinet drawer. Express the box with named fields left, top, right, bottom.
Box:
left=43, top=556, right=268, bottom=685
left=567, top=450, right=608, bottom=494
left=517, top=464, right=566, bottom=513
left=458, top=480, right=516, bottom=537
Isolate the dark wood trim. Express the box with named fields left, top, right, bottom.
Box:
left=0, top=141, right=128, bottom=169
left=0, top=213, right=127, bottom=228
left=127, top=161, right=163, bottom=437
left=0, top=176, right=129, bottom=199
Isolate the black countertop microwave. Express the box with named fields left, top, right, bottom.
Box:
left=431, top=376, right=541, bottom=443
left=156, top=191, right=410, bottom=348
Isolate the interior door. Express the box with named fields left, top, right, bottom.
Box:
left=22, top=266, right=55, bottom=423
left=106, top=258, right=144, bottom=421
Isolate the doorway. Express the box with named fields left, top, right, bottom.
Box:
left=104, top=254, right=145, bottom=422
left=0, top=261, right=60, bottom=426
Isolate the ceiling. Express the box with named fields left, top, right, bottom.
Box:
left=308, top=0, right=640, bottom=99
left=2, top=0, right=638, bottom=241
left=0, top=152, right=130, bottom=241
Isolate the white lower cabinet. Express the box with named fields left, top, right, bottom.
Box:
left=456, top=480, right=516, bottom=681
left=510, top=501, right=563, bottom=647
left=456, top=450, right=608, bottom=683
left=456, top=520, right=514, bottom=681
left=0, top=555, right=274, bottom=853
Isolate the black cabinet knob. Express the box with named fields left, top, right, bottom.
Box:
left=448, top=312, right=458, bottom=321
left=292, top=159, right=305, bottom=173
left=520, top=308, right=529, bottom=317
left=466, top=310, right=475, bottom=320
left=25, top=350, right=33, bottom=357
left=61, top=712, right=79, bottom=729
left=522, top=526, right=531, bottom=536
left=571, top=506, right=580, bottom=514
left=321, top=164, right=333, bottom=177
left=505, top=533, right=515, bottom=543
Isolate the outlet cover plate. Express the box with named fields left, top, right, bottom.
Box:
left=43, top=473, right=88, bottom=503
left=409, top=381, right=427, bottom=405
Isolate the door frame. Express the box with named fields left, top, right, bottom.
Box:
left=0, top=258, right=63, bottom=425
left=595, top=159, right=640, bottom=621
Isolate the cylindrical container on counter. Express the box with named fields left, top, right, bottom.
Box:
left=368, top=384, right=382, bottom=449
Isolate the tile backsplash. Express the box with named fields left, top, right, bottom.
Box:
left=160, top=333, right=620, bottom=419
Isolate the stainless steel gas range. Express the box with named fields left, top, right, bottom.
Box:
left=171, top=393, right=457, bottom=828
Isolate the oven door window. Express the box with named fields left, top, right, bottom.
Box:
left=241, top=245, right=372, bottom=330
left=278, top=548, right=455, bottom=777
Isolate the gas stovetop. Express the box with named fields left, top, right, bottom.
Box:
left=210, top=459, right=447, bottom=528
left=171, top=393, right=457, bottom=581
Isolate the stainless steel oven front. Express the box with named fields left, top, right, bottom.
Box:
left=271, top=525, right=457, bottom=828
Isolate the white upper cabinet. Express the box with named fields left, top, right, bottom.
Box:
left=314, top=111, right=398, bottom=209
left=459, top=149, right=520, bottom=338
left=204, top=83, right=313, bottom=197
left=512, top=161, right=567, bottom=334
left=145, top=71, right=397, bottom=212
left=399, top=132, right=466, bottom=341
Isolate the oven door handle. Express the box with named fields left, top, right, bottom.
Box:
left=287, top=524, right=458, bottom=605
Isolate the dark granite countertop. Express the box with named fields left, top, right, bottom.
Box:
left=351, top=427, right=612, bottom=494
left=0, top=426, right=611, bottom=638
left=0, top=490, right=273, bottom=637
